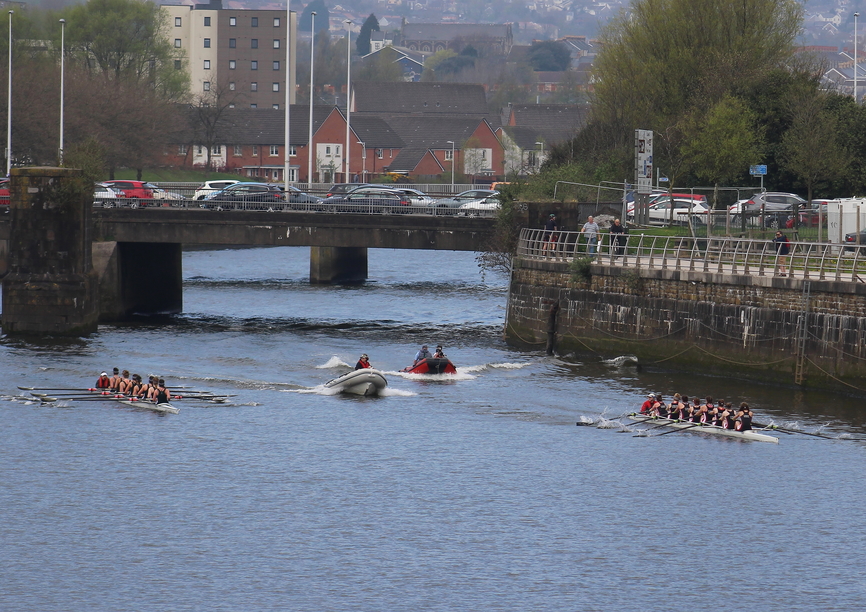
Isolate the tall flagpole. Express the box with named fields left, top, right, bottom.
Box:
left=344, top=20, right=351, bottom=182
left=6, top=10, right=12, bottom=176
left=307, top=11, right=315, bottom=186
left=59, top=18, right=65, bottom=164
left=283, top=0, right=291, bottom=190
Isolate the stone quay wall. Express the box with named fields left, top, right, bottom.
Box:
left=505, top=257, right=866, bottom=393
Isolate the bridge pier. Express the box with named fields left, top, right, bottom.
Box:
left=1, top=167, right=99, bottom=335
left=310, top=246, right=368, bottom=284
left=92, top=241, right=183, bottom=318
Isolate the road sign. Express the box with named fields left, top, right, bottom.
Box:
left=750, top=165, right=767, bottom=176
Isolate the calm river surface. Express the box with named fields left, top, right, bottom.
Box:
left=2, top=247, right=865, bottom=611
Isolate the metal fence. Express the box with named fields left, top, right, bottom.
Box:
left=518, top=228, right=866, bottom=283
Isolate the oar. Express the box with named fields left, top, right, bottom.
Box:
left=655, top=422, right=705, bottom=436
left=633, top=418, right=683, bottom=436
left=19, top=386, right=106, bottom=392
left=753, top=422, right=837, bottom=439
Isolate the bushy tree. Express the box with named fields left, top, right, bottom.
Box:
left=527, top=40, right=571, bottom=72
left=356, top=14, right=379, bottom=56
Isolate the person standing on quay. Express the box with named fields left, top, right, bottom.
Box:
left=581, top=215, right=600, bottom=255
left=609, top=218, right=628, bottom=257
left=773, top=230, right=790, bottom=276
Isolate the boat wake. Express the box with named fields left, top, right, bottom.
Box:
left=460, top=361, right=530, bottom=373
left=316, top=356, right=352, bottom=369
left=387, top=370, right=476, bottom=381
left=602, top=355, right=640, bottom=367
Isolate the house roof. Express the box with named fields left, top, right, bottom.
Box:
left=384, top=115, right=496, bottom=149
left=352, top=81, right=489, bottom=116
left=388, top=147, right=443, bottom=173
left=505, top=103, right=589, bottom=146
left=214, top=106, right=333, bottom=145
left=347, top=114, right=406, bottom=149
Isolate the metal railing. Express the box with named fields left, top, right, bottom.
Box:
left=518, top=228, right=866, bottom=283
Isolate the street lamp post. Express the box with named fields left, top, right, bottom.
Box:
left=59, top=18, right=65, bottom=164
left=6, top=10, right=12, bottom=176
left=535, top=141, right=544, bottom=171
left=446, top=140, right=455, bottom=188
left=344, top=20, right=352, bottom=182
left=283, top=0, right=291, bottom=191
left=307, top=11, right=315, bottom=186
left=854, top=13, right=860, bottom=104
left=357, top=140, right=366, bottom=181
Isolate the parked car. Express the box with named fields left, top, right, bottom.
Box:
left=194, top=179, right=241, bottom=200
left=201, top=182, right=286, bottom=210
left=797, top=200, right=832, bottom=227
left=284, top=185, right=324, bottom=208
left=627, top=196, right=709, bottom=225
left=94, top=182, right=122, bottom=207
left=741, top=192, right=807, bottom=213
left=0, top=177, right=9, bottom=205
left=385, top=187, right=436, bottom=207
left=459, top=195, right=501, bottom=215
left=151, top=187, right=187, bottom=204
left=325, top=183, right=380, bottom=198
left=431, top=189, right=499, bottom=214
left=322, top=187, right=411, bottom=213
left=844, top=229, right=866, bottom=251
left=648, top=192, right=707, bottom=205
left=101, top=180, right=157, bottom=202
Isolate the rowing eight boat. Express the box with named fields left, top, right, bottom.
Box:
left=628, top=414, right=779, bottom=443
left=115, top=399, right=180, bottom=414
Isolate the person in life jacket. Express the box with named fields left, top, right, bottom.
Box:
left=355, top=354, right=371, bottom=370
left=95, top=372, right=111, bottom=389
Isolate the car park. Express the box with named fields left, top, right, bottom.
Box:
left=193, top=179, right=241, bottom=200
left=431, top=189, right=499, bottom=214
left=201, top=182, right=286, bottom=210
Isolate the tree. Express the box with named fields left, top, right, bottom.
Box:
left=526, top=41, right=571, bottom=72
left=300, top=0, right=330, bottom=34
left=356, top=14, right=379, bottom=56
left=778, top=93, right=849, bottom=203
left=190, top=78, right=247, bottom=171
left=354, top=49, right=404, bottom=83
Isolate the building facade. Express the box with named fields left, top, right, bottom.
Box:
left=162, top=2, right=297, bottom=109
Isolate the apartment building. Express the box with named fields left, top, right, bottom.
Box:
left=163, top=1, right=297, bottom=109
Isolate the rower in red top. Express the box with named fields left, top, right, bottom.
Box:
left=95, top=371, right=111, bottom=389
left=639, top=393, right=655, bottom=414
left=355, top=354, right=372, bottom=370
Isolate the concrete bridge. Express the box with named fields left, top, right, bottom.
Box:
left=0, top=168, right=495, bottom=334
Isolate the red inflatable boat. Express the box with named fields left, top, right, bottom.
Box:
left=402, top=358, right=457, bottom=374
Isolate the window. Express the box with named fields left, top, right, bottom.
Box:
left=229, top=60, right=236, bottom=69
left=273, top=39, right=280, bottom=49
left=229, top=38, right=236, bottom=48
left=325, top=146, right=331, bottom=155
left=175, top=17, right=181, bottom=27
left=212, top=145, right=221, bottom=155
left=289, top=145, right=297, bottom=156
left=204, top=16, right=211, bottom=26
left=252, top=145, right=259, bottom=156
left=251, top=61, right=258, bottom=70
left=251, top=82, right=258, bottom=91
left=272, top=82, right=280, bottom=92
left=178, top=144, right=188, bottom=155
left=377, top=149, right=383, bottom=159
left=273, top=61, right=280, bottom=70
left=335, top=145, right=341, bottom=156
left=274, top=17, right=280, bottom=27
left=203, top=60, right=210, bottom=69
left=251, top=17, right=258, bottom=27
left=196, top=145, right=204, bottom=155
left=203, top=81, right=210, bottom=91
left=233, top=145, right=243, bottom=156
left=174, top=59, right=181, bottom=70
left=250, top=103, right=257, bottom=108
left=228, top=103, right=235, bottom=109
left=444, top=149, right=453, bottom=160
left=229, top=82, right=235, bottom=91
left=204, top=38, right=211, bottom=48
left=174, top=39, right=181, bottom=48
left=272, top=104, right=280, bottom=109
left=229, top=16, right=236, bottom=26
left=269, top=145, right=279, bottom=156
left=251, top=39, right=258, bottom=49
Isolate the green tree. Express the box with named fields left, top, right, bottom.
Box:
left=354, top=49, right=404, bottom=82
left=300, top=0, right=330, bottom=33
left=356, top=14, right=379, bottom=56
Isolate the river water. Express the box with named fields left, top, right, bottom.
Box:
left=2, top=246, right=865, bottom=611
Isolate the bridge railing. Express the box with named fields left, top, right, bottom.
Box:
left=518, top=228, right=866, bottom=282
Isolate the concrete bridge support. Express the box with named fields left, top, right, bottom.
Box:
left=1, top=167, right=99, bottom=335
left=92, top=241, right=183, bottom=318
left=310, top=246, right=368, bottom=284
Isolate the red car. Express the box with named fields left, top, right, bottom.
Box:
left=0, top=177, right=9, bottom=205
left=102, top=180, right=157, bottom=201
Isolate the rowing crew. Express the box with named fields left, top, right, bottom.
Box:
left=95, top=368, right=171, bottom=404
left=640, top=393, right=754, bottom=431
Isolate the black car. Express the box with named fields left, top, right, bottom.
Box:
left=321, top=187, right=410, bottom=213
left=284, top=185, right=324, bottom=209
left=844, top=230, right=866, bottom=251
left=201, top=182, right=285, bottom=210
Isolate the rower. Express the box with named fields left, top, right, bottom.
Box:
left=129, top=374, right=143, bottom=397
left=154, top=378, right=170, bottom=404
left=668, top=393, right=686, bottom=420
left=355, top=354, right=372, bottom=370
left=118, top=370, right=133, bottom=394
left=735, top=403, right=753, bottom=431
left=95, top=371, right=111, bottom=389
left=651, top=394, right=668, bottom=417
left=109, top=367, right=121, bottom=390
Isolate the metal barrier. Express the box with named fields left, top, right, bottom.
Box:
left=518, top=228, right=866, bottom=283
